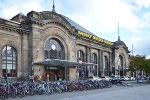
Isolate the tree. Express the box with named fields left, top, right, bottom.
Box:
left=129, top=54, right=150, bottom=74
left=142, top=59, right=150, bottom=73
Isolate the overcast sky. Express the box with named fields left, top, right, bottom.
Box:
left=0, top=0, right=150, bottom=58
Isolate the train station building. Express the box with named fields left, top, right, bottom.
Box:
left=0, top=5, right=130, bottom=81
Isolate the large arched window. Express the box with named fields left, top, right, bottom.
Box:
left=77, top=50, right=84, bottom=62
left=2, top=46, right=17, bottom=77
left=104, top=56, right=108, bottom=76
left=44, top=38, right=65, bottom=59
left=92, top=53, right=97, bottom=76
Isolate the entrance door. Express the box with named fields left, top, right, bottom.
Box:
left=44, top=66, right=65, bottom=81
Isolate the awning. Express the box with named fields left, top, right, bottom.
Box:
left=33, top=59, right=97, bottom=67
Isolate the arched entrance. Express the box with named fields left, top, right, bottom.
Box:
left=44, top=38, right=65, bottom=81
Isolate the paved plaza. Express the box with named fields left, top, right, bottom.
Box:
left=57, top=83, right=150, bottom=100
left=7, top=81, right=150, bottom=100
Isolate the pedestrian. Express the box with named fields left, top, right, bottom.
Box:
left=44, top=71, right=46, bottom=78
left=57, top=75, right=60, bottom=81
left=34, top=75, right=36, bottom=82
left=5, top=75, right=7, bottom=83
left=54, top=75, right=57, bottom=81
left=29, top=75, right=33, bottom=83
left=36, top=75, right=39, bottom=82
left=43, top=71, right=47, bottom=81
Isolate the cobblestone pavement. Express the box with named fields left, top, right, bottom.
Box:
left=6, top=81, right=150, bottom=100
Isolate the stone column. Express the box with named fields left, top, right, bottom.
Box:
left=28, top=26, right=33, bottom=76
left=87, top=47, right=92, bottom=77
left=20, top=31, right=24, bottom=78
left=98, top=49, right=100, bottom=77
left=109, top=52, right=112, bottom=76
left=100, top=50, right=104, bottom=77
left=85, top=46, right=90, bottom=78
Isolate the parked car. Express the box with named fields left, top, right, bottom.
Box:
left=146, top=76, right=150, bottom=80
left=101, top=76, right=112, bottom=81
left=141, top=76, right=147, bottom=80
left=129, top=77, right=136, bottom=80
left=89, top=76, right=102, bottom=81
left=110, top=76, right=119, bottom=84
left=120, top=76, right=125, bottom=81
left=124, top=76, right=130, bottom=81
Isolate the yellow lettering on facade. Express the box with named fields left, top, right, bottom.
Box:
left=78, top=30, right=113, bottom=46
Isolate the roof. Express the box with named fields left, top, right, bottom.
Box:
left=33, top=59, right=97, bottom=67
left=0, top=17, right=20, bottom=24
left=61, top=15, right=113, bottom=46
left=61, top=15, right=94, bottom=35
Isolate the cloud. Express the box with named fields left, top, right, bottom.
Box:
left=131, top=35, right=150, bottom=57
left=134, top=0, right=150, bottom=8
left=63, top=0, right=142, bottom=36
left=142, top=12, right=150, bottom=27
left=0, top=0, right=45, bottom=19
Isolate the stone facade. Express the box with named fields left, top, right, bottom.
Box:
left=0, top=11, right=130, bottom=80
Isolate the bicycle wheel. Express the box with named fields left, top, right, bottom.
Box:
left=4, top=92, right=8, bottom=99
left=22, top=91, right=26, bottom=97
left=38, top=89, right=42, bottom=95
left=58, top=89, right=62, bottom=94
left=45, top=88, right=48, bottom=94
left=30, top=90, right=34, bottom=96
left=83, top=86, right=87, bottom=91
left=19, top=91, right=23, bottom=98
left=1, top=94, right=4, bottom=100
left=50, top=88, right=54, bottom=95
left=11, top=92, right=16, bottom=98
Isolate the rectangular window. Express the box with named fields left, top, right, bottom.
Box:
left=2, top=56, right=6, bottom=60
left=2, top=64, right=6, bottom=69
left=12, top=64, right=16, bottom=69
left=12, top=57, right=17, bottom=60
left=7, top=56, right=12, bottom=60
left=7, top=64, right=12, bottom=69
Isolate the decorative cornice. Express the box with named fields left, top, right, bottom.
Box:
left=113, top=41, right=130, bottom=53
left=0, top=17, right=30, bottom=34
left=23, top=11, right=75, bottom=33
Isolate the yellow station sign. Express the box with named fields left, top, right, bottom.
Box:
left=78, top=31, right=113, bottom=46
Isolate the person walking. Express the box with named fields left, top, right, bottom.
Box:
left=54, top=75, right=57, bottom=81
left=5, top=75, right=7, bottom=83
left=57, top=75, right=61, bottom=81
left=43, top=71, right=47, bottom=81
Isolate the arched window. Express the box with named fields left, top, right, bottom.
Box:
left=2, top=46, right=17, bottom=77
left=77, top=50, right=84, bottom=78
left=92, top=53, right=97, bottom=76
left=104, top=56, right=108, bottom=76
left=77, top=50, right=84, bottom=62
left=44, top=38, right=65, bottom=59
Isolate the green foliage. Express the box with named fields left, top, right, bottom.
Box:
left=129, top=54, right=150, bottom=73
